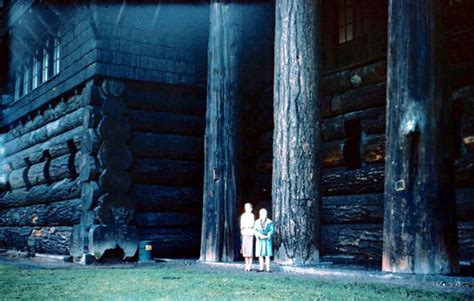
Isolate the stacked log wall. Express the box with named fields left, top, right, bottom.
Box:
left=253, top=54, right=473, bottom=264
left=0, top=92, right=85, bottom=255
left=125, top=81, right=206, bottom=258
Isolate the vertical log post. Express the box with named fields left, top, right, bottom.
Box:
left=272, top=0, right=321, bottom=265
left=200, top=1, right=241, bottom=262
left=383, top=0, right=459, bottom=274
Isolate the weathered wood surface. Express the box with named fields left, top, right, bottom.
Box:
left=0, top=179, right=81, bottom=209
left=321, top=194, right=383, bottom=224
left=98, top=169, right=131, bottom=194
left=3, top=126, right=83, bottom=171
left=128, top=110, right=204, bottom=137
left=322, top=165, right=385, bottom=196
left=138, top=227, right=201, bottom=258
left=321, top=60, right=387, bottom=97
left=322, top=82, right=386, bottom=118
left=135, top=212, right=201, bottom=227
left=132, top=185, right=202, bottom=213
left=93, top=193, right=134, bottom=225
left=272, top=0, right=321, bottom=265
left=125, top=87, right=206, bottom=116
left=0, top=199, right=81, bottom=226
left=383, top=0, right=458, bottom=274
left=7, top=153, right=77, bottom=189
left=1, top=95, right=82, bottom=143
left=322, top=106, right=386, bottom=142
left=456, top=188, right=474, bottom=222
left=3, top=108, right=84, bottom=157
left=321, top=224, right=382, bottom=263
left=362, top=136, right=385, bottom=164
left=81, top=128, right=100, bottom=155
left=78, top=154, right=100, bottom=182
left=97, top=115, right=131, bottom=142
left=458, top=221, right=474, bottom=261
left=130, top=133, right=203, bottom=161
left=81, top=181, right=101, bottom=211
left=454, top=158, right=474, bottom=188
left=0, top=226, right=72, bottom=255
left=131, top=159, right=203, bottom=187
left=98, top=141, right=133, bottom=170
left=88, top=225, right=138, bottom=259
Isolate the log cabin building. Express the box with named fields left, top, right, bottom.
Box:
left=0, top=1, right=472, bottom=274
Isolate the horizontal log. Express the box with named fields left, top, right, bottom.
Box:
left=321, top=140, right=345, bottom=168
left=135, top=212, right=201, bottom=227
left=131, top=185, right=202, bottom=213
left=459, top=221, right=474, bottom=261
left=321, top=165, right=385, bottom=196
left=457, top=188, right=474, bottom=222
left=128, top=110, right=204, bottom=137
left=0, top=199, right=81, bottom=226
left=362, top=135, right=385, bottom=164
left=131, top=159, right=203, bottom=187
left=321, top=194, right=384, bottom=224
left=125, top=86, right=205, bottom=116
left=321, top=223, right=383, bottom=263
left=137, top=227, right=201, bottom=258
left=455, top=158, right=474, bottom=188
left=2, top=95, right=82, bottom=143
left=322, top=106, right=386, bottom=142
left=8, top=153, right=76, bottom=190
left=0, top=178, right=81, bottom=209
left=81, top=181, right=101, bottom=211
left=0, top=226, right=72, bottom=255
left=130, top=133, right=203, bottom=161
left=3, top=108, right=84, bottom=157
left=322, top=82, right=386, bottom=118
left=321, top=60, right=387, bottom=97
left=3, top=126, right=83, bottom=171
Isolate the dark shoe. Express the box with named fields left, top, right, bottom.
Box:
left=257, top=269, right=264, bottom=273
left=266, top=270, right=272, bottom=273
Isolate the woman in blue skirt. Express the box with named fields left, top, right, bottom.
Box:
left=254, top=208, right=274, bottom=272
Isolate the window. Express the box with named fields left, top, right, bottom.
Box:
left=23, top=66, right=30, bottom=96
left=14, top=73, right=21, bottom=100
left=339, top=0, right=354, bottom=43
left=53, top=37, right=60, bottom=75
left=42, top=40, right=50, bottom=82
left=32, top=55, right=40, bottom=89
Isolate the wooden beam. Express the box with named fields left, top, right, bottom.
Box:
left=383, top=0, right=458, bottom=274
left=272, top=0, right=321, bottom=265
left=200, top=1, right=241, bottom=263
left=34, top=7, right=55, bottom=36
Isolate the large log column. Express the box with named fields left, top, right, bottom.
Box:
left=200, top=1, right=241, bottom=262
left=272, top=0, right=321, bottom=265
left=383, top=0, right=458, bottom=274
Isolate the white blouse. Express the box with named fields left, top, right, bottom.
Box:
left=240, top=212, right=255, bottom=236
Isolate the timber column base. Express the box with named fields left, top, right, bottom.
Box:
left=70, top=79, right=138, bottom=262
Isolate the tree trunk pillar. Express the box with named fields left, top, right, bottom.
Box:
left=272, top=0, right=321, bottom=265
left=383, top=0, right=459, bottom=274
left=200, top=1, right=241, bottom=262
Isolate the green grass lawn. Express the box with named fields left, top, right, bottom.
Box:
left=0, top=263, right=470, bottom=300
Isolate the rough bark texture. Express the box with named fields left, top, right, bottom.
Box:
left=383, top=0, right=459, bottom=274
left=272, top=0, right=321, bottom=265
left=200, top=1, right=241, bottom=262
left=0, top=199, right=81, bottom=227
